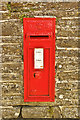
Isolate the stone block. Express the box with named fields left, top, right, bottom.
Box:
left=56, top=49, right=79, bottom=57
left=1, top=63, right=22, bottom=73
left=56, top=38, right=79, bottom=48
left=57, top=29, right=78, bottom=37
left=62, top=107, right=79, bottom=118
left=56, top=71, right=79, bottom=81
left=2, top=36, right=22, bottom=43
left=56, top=82, right=79, bottom=89
left=57, top=19, right=79, bottom=27
left=1, top=107, right=20, bottom=119
left=2, top=44, right=22, bottom=56
left=56, top=89, right=79, bottom=99
left=2, top=82, right=23, bottom=95
left=2, top=55, right=22, bottom=63
left=22, top=106, right=50, bottom=118
left=2, top=21, right=22, bottom=36
left=2, top=73, right=22, bottom=80
left=48, top=106, right=62, bottom=118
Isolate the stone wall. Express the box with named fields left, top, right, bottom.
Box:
left=0, top=1, right=80, bottom=119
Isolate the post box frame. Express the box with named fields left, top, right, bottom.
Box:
left=23, top=18, right=55, bottom=102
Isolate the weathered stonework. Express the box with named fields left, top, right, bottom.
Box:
left=1, top=107, right=20, bottom=119
left=1, top=1, right=80, bottom=119
left=22, top=107, right=50, bottom=118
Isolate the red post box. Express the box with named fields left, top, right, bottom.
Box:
left=23, top=18, right=55, bottom=102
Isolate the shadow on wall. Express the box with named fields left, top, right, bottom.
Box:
left=78, top=1, right=80, bottom=118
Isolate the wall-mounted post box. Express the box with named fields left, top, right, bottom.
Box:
left=23, top=18, right=55, bottom=102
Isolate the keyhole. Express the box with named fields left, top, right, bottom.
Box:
left=34, top=73, right=36, bottom=78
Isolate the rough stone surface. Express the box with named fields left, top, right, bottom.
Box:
left=2, top=55, right=22, bottom=62
left=1, top=1, right=80, bottom=119
left=49, top=107, right=62, bottom=118
left=1, top=96, right=79, bottom=106
left=1, top=107, right=20, bottom=119
left=2, top=44, right=22, bottom=56
left=2, top=21, right=22, bottom=36
left=2, top=36, right=22, bottom=43
left=62, top=107, right=79, bottom=118
left=56, top=49, right=79, bottom=57
left=2, top=73, right=22, bottom=80
left=22, top=107, right=50, bottom=118
left=56, top=71, right=79, bottom=81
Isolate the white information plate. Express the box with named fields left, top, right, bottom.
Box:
left=34, top=48, right=44, bottom=69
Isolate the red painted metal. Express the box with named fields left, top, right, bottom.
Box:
left=23, top=18, right=56, bottom=102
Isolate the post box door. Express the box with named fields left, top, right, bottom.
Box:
left=29, top=48, right=49, bottom=96
left=23, top=18, right=55, bottom=102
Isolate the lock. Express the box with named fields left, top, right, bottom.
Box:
left=33, top=72, right=41, bottom=79
left=34, top=73, right=36, bottom=78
